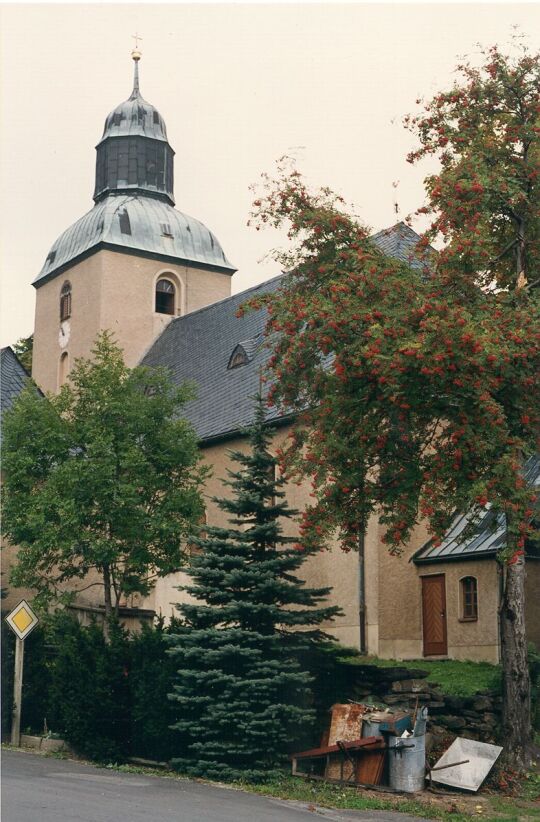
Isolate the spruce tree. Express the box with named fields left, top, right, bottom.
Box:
left=167, top=395, right=341, bottom=782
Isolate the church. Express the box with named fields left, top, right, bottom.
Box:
left=3, top=51, right=539, bottom=662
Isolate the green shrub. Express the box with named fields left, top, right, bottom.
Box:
left=528, top=643, right=540, bottom=731
left=1, top=617, right=50, bottom=740
left=128, top=618, right=180, bottom=761
left=46, top=614, right=130, bottom=762
left=1, top=619, right=15, bottom=741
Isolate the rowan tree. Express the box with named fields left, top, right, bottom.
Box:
left=242, top=44, right=539, bottom=769
left=2, top=333, right=207, bottom=619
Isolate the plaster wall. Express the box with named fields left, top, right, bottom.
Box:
left=32, top=249, right=232, bottom=393
left=184, top=266, right=233, bottom=317
left=0, top=536, right=107, bottom=615
left=418, top=560, right=500, bottom=663
left=377, top=519, right=501, bottom=662
left=33, top=254, right=104, bottom=393
left=0, top=539, right=34, bottom=613
left=364, top=516, right=380, bottom=655
left=377, top=522, right=429, bottom=660
left=148, top=428, right=363, bottom=649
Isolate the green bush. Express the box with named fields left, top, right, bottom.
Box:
left=127, top=618, right=181, bottom=762
left=6, top=611, right=528, bottom=765
left=528, top=643, right=540, bottom=731
left=1, top=619, right=15, bottom=741
left=20, top=623, right=52, bottom=734
left=46, top=614, right=130, bottom=762
left=1, top=617, right=50, bottom=740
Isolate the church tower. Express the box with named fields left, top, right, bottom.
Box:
left=32, top=50, right=235, bottom=394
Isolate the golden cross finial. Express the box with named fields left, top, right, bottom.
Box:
left=132, top=32, right=143, bottom=51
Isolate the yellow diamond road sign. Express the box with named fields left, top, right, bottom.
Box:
left=5, top=600, right=39, bottom=640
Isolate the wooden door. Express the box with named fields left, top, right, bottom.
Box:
left=421, top=574, right=448, bottom=656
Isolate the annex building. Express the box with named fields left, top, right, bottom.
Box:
left=3, top=53, right=539, bottom=663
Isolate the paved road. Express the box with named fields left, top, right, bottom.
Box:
left=2, top=749, right=426, bottom=822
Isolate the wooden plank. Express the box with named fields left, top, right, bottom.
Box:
left=291, top=736, right=384, bottom=760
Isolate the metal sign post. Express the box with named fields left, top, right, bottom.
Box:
left=4, top=600, right=39, bottom=747
left=11, top=637, right=25, bottom=746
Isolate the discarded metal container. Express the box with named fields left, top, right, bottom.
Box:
left=361, top=709, right=411, bottom=738
left=327, top=703, right=364, bottom=746
left=387, top=733, right=425, bottom=793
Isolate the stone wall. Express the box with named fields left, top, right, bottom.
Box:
left=347, top=663, right=501, bottom=744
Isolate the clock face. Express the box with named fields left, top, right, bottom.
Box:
left=58, top=321, right=70, bottom=349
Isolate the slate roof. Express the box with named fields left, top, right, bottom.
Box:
left=371, top=222, right=432, bottom=271
left=0, top=347, right=37, bottom=446
left=141, top=223, right=429, bottom=443
left=413, top=456, right=540, bottom=564
left=142, top=274, right=285, bottom=442
left=1, top=347, right=32, bottom=414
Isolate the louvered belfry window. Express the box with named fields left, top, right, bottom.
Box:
left=155, top=278, right=175, bottom=315
left=60, top=281, right=72, bottom=321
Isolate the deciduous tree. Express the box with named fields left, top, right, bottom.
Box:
left=242, top=42, right=539, bottom=768
left=12, top=334, right=33, bottom=374
left=2, top=333, right=207, bottom=619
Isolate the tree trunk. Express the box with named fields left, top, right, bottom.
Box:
left=499, top=553, right=533, bottom=770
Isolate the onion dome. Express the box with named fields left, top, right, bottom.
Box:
left=93, top=53, right=175, bottom=205
left=34, top=51, right=236, bottom=286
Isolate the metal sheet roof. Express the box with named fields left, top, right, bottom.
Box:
left=34, top=194, right=235, bottom=285
left=98, top=62, right=168, bottom=145
left=100, top=96, right=168, bottom=144
left=414, top=456, right=540, bottom=564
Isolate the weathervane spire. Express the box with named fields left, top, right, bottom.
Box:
left=131, top=33, right=142, bottom=97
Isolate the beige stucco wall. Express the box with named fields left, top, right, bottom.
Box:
left=33, top=254, right=104, bottom=394
left=376, top=522, right=429, bottom=660
left=377, top=521, right=501, bottom=662
left=146, top=428, right=363, bottom=649
left=145, top=428, right=511, bottom=665
left=364, top=515, right=380, bottom=655
left=0, top=539, right=33, bottom=613
left=32, top=249, right=232, bottom=394
left=420, top=560, right=500, bottom=663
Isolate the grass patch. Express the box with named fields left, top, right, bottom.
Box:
left=235, top=772, right=540, bottom=821
left=236, top=773, right=466, bottom=820
left=342, top=654, right=501, bottom=697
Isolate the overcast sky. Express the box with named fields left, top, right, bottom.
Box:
left=1, top=2, right=539, bottom=347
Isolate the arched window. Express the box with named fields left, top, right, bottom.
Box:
left=460, top=576, right=478, bottom=621
left=60, top=281, right=72, bottom=321
left=58, top=352, right=69, bottom=387
left=155, top=278, right=175, bottom=315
